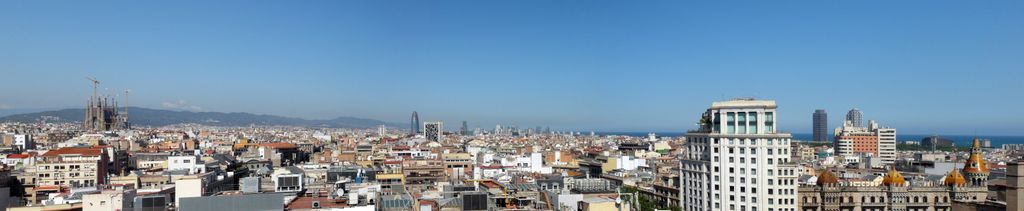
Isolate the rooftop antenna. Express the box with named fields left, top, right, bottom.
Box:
left=86, top=76, right=100, bottom=101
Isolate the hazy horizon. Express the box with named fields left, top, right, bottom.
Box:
left=2, top=1, right=1022, bottom=135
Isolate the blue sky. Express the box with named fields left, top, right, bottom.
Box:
left=1, top=1, right=1022, bottom=135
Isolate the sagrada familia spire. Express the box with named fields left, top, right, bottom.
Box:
left=83, top=77, right=128, bottom=131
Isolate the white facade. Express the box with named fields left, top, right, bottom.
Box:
left=876, top=125, right=897, bottom=164
left=504, top=152, right=552, bottom=173
left=13, top=134, right=33, bottom=150
left=167, top=156, right=206, bottom=174
left=615, top=155, right=647, bottom=171
left=680, top=99, right=798, bottom=211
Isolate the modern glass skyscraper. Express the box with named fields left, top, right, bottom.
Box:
left=813, top=109, right=827, bottom=142
left=846, top=108, right=862, bottom=127
left=410, top=111, right=420, bottom=134
left=680, top=99, right=797, bottom=211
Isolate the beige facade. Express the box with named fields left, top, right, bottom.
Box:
left=798, top=185, right=985, bottom=211
left=36, top=147, right=108, bottom=188
left=82, top=188, right=136, bottom=211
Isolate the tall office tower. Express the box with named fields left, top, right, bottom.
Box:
left=833, top=120, right=896, bottom=164
left=680, top=99, right=797, bottom=211
left=410, top=111, right=421, bottom=135
left=424, top=122, right=443, bottom=142
left=812, top=109, right=828, bottom=142
left=874, top=121, right=897, bottom=165
left=845, top=108, right=862, bottom=127
left=460, top=121, right=469, bottom=136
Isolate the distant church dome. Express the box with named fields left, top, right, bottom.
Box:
left=944, top=169, right=967, bottom=186
left=882, top=168, right=905, bottom=186
left=816, top=169, right=839, bottom=186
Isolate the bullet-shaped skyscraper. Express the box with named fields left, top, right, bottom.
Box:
left=410, top=111, right=420, bottom=135
left=813, top=109, right=828, bottom=142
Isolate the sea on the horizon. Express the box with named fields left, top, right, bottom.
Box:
left=595, top=132, right=1023, bottom=148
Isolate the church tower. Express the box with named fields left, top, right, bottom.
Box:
left=962, top=138, right=989, bottom=187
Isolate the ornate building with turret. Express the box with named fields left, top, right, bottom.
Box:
left=798, top=139, right=991, bottom=211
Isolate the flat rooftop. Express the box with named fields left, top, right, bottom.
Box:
left=711, top=98, right=777, bottom=109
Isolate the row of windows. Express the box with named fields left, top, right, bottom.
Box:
left=715, top=147, right=790, bottom=155
left=713, top=156, right=791, bottom=165
left=810, top=195, right=953, bottom=204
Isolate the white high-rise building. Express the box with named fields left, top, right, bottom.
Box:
left=833, top=120, right=897, bottom=165
left=680, top=99, right=798, bottom=211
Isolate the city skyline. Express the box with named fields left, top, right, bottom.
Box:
left=2, top=1, right=1023, bottom=135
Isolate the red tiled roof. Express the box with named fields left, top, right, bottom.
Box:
left=42, top=147, right=105, bottom=157
left=287, top=197, right=349, bottom=209
left=7, top=154, right=32, bottom=159
left=259, top=142, right=298, bottom=149
left=35, top=185, right=62, bottom=191
left=480, top=165, right=509, bottom=169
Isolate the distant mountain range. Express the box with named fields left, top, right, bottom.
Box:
left=0, top=107, right=401, bottom=128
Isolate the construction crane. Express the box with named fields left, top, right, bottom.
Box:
left=86, top=76, right=100, bottom=100
left=464, top=179, right=516, bottom=209
left=124, top=89, right=131, bottom=129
